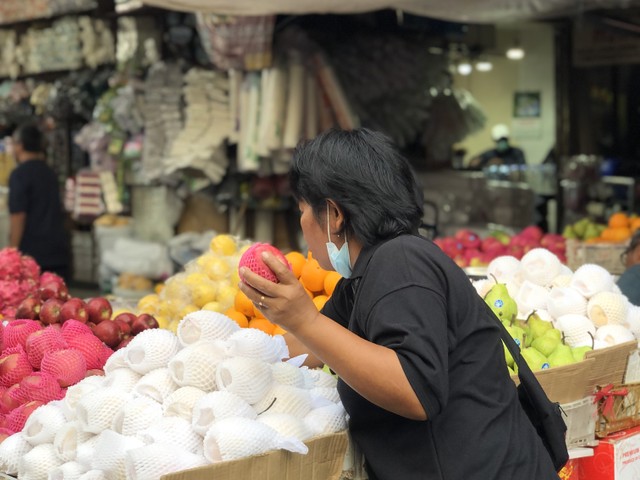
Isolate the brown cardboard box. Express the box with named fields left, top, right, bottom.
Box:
left=161, top=431, right=349, bottom=480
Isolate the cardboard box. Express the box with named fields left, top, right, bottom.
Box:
left=161, top=431, right=349, bottom=480
left=581, top=426, right=640, bottom=480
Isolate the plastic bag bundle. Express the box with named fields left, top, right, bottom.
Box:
left=48, top=461, right=87, bottom=480
left=22, top=403, right=67, bottom=446
left=547, top=287, right=587, bottom=319
left=133, top=368, right=178, bottom=403
left=103, top=347, right=129, bottom=374
left=140, top=416, right=202, bottom=455
left=77, top=470, right=107, bottom=480
left=253, top=385, right=313, bottom=418
left=65, top=376, right=105, bottom=414
left=125, top=329, right=180, bottom=374
left=76, top=388, right=130, bottom=434
left=570, top=264, right=615, bottom=299
left=124, top=443, right=208, bottom=480
left=168, top=341, right=225, bottom=391
left=271, top=362, right=305, bottom=388
left=587, top=291, right=630, bottom=327
left=305, top=403, right=347, bottom=436
left=203, top=417, right=308, bottom=462
left=192, top=391, right=257, bottom=436
left=521, top=248, right=562, bottom=286
left=163, top=386, right=207, bottom=421
left=112, top=396, right=163, bottom=436
left=216, top=357, right=273, bottom=404
left=307, top=368, right=338, bottom=389
left=103, top=368, right=142, bottom=393
left=91, top=430, right=144, bottom=479
left=75, top=436, right=100, bottom=470
left=224, top=329, right=289, bottom=363
left=177, top=310, right=241, bottom=346
left=0, top=432, right=32, bottom=475
left=54, top=421, right=93, bottom=462
left=41, top=349, right=87, bottom=388
left=258, top=413, right=314, bottom=441
left=18, top=443, right=63, bottom=480
left=310, top=387, right=341, bottom=404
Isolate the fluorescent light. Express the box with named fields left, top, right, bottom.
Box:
left=506, top=47, right=525, bottom=60
left=457, top=62, right=472, bottom=75
left=476, top=60, right=493, bottom=72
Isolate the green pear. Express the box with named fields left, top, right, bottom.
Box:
left=527, top=311, right=553, bottom=340
left=572, top=345, right=593, bottom=362
left=548, top=343, right=576, bottom=368
left=515, top=319, right=533, bottom=347
left=562, top=225, right=578, bottom=240
left=484, top=277, right=518, bottom=324
left=521, top=347, right=550, bottom=372
left=503, top=341, right=514, bottom=368
left=573, top=218, right=591, bottom=239
left=584, top=223, right=601, bottom=240
left=505, top=324, right=526, bottom=350
left=507, top=366, right=516, bottom=376
left=544, top=328, right=562, bottom=341
left=532, top=335, right=561, bottom=357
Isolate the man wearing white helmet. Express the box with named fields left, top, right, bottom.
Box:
left=469, top=124, right=526, bottom=169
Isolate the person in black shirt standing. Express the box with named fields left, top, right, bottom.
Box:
left=8, top=123, right=70, bottom=280
left=239, top=128, right=559, bottom=480
left=469, top=123, right=526, bottom=169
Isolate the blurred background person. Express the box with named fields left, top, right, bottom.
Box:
left=468, top=124, right=526, bottom=169
left=618, top=230, right=640, bottom=306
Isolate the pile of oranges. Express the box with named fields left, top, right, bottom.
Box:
left=225, top=251, right=341, bottom=335
left=594, top=212, right=640, bottom=244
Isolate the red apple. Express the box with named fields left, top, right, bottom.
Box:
left=85, top=369, right=105, bottom=377
left=39, top=299, right=64, bottom=325
left=60, top=298, right=88, bottom=324
left=15, top=297, right=41, bottom=320
left=0, top=385, right=22, bottom=414
left=92, top=321, right=122, bottom=349
left=113, top=312, right=137, bottom=327
left=114, top=319, right=131, bottom=336
left=39, top=280, right=69, bottom=302
left=454, top=229, right=482, bottom=249
left=116, top=337, right=133, bottom=350
left=86, top=297, right=112, bottom=324
left=520, top=225, right=544, bottom=242
left=131, top=314, right=159, bottom=335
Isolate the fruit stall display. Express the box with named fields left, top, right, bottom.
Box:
left=563, top=212, right=640, bottom=244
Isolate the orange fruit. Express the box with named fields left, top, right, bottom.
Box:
left=608, top=212, right=629, bottom=229
left=601, top=227, right=631, bottom=243
left=323, top=271, right=341, bottom=296
left=631, top=218, right=640, bottom=233
left=285, top=251, right=306, bottom=279
left=225, top=308, right=249, bottom=328
left=234, top=290, right=255, bottom=318
left=249, top=318, right=276, bottom=335
left=273, top=325, right=288, bottom=335
left=300, top=253, right=328, bottom=293
left=312, top=295, right=328, bottom=311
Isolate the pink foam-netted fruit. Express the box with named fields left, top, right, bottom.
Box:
left=19, top=372, right=64, bottom=403
left=0, top=384, right=26, bottom=414
left=0, top=348, right=33, bottom=388
left=3, top=320, right=42, bottom=351
left=64, top=334, right=109, bottom=370
left=41, top=349, right=87, bottom=388
left=238, top=243, right=291, bottom=283
left=6, top=400, right=43, bottom=432
left=60, top=320, right=93, bottom=339
left=0, top=427, right=14, bottom=438
left=25, top=327, right=68, bottom=369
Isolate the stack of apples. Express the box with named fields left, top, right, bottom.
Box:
left=434, top=225, right=567, bottom=267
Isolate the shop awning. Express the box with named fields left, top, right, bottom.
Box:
left=140, top=0, right=640, bottom=23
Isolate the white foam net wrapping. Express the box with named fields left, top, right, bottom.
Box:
left=54, top=422, right=93, bottom=463
left=75, top=436, right=100, bottom=470
left=271, top=362, right=305, bottom=388
left=103, top=367, right=142, bottom=393
left=307, top=368, right=338, bottom=388
left=310, top=387, right=341, bottom=404
left=125, top=329, right=180, bottom=375
left=203, top=417, right=307, bottom=462
left=521, top=248, right=562, bottom=286
left=163, top=386, right=207, bottom=421
left=133, top=367, right=178, bottom=403
left=298, top=367, right=317, bottom=389
left=304, top=403, right=347, bottom=436
left=192, top=391, right=257, bottom=436
left=112, top=396, right=163, bottom=436
left=65, top=376, right=106, bottom=413
left=570, top=264, right=615, bottom=298
left=587, top=291, right=630, bottom=327
left=547, top=287, right=588, bottom=319
left=77, top=470, right=107, bottom=480
left=168, top=341, right=226, bottom=391
left=216, top=357, right=273, bottom=404
left=258, top=413, right=314, bottom=442
left=253, top=385, right=313, bottom=418
left=19, top=443, right=63, bottom=480
left=76, top=388, right=130, bottom=434
left=177, top=310, right=241, bottom=346
left=48, top=461, right=87, bottom=480
left=91, top=430, right=144, bottom=479
left=125, top=443, right=208, bottom=480
left=139, top=416, right=202, bottom=455
left=103, top=347, right=129, bottom=375
left=0, top=432, right=32, bottom=475
left=23, top=403, right=68, bottom=446
left=224, top=329, right=289, bottom=363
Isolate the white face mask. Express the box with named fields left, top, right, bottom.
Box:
left=325, top=204, right=352, bottom=278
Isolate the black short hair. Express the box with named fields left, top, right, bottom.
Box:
left=13, top=123, right=44, bottom=153
left=290, top=128, right=424, bottom=248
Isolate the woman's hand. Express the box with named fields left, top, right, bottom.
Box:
left=238, top=251, right=320, bottom=334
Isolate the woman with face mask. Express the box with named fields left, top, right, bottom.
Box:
left=239, top=128, right=558, bottom=480
left=468, top=123, right=526, bottom=169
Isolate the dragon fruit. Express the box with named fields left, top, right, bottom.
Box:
left=0, top=248, right=44, bottom=318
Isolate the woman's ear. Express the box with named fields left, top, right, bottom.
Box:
left=326, top=200, right=345, bottom=234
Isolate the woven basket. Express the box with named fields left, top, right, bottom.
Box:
left=595, top=382, right=640, bottom=438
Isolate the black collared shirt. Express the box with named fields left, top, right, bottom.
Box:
left=322, top=234, right=558, bottom=480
